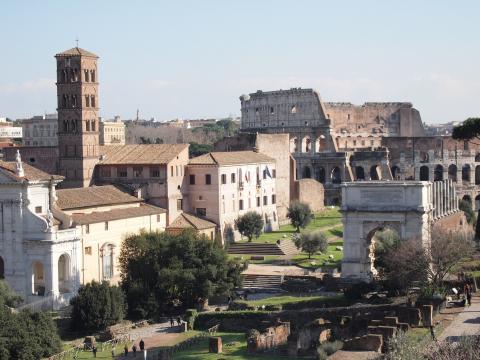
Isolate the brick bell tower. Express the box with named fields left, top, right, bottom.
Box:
left=55, top=47, right=100, bottom=188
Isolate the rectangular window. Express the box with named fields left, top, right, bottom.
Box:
left=85, top=224, right=90, bottom=234
left=170, top=166, right=174, bottom=177
left=189, top=174, right=196, bottom=185
left=221, top=174, right=227, bottom=184
left=104, top=221, right=109, bottom=231
left=133, top=166, right=143, bottom=177
left=231, top=173, right=236, bottom=183
left=272, top=194, right=276, bottom=204
left=232, top=200, right=236, bottom=211
left=263, top=170, right=267, bottom=180
left=256, top=197, right=260, bottom=207
left=177, top=199, right=183, bottom=211
left=205, top=174, right=211, bottom=185
left=272, top=169, right=276, bottom=178
left=85, top=246, right=92, bottom=255
left=118, top=167, right=127, bottom=177
left=239, top=199, right=244, bottom=210
left=196, top=208, right=206, bottom=217
left=35, top=206, right=42, bottom=214
left=150, top=167, right=160, bottom=177
left=157, top=214, right=161, bottom=223
left=263, top=196, right=268, bottom=205
left=100, top=167, right=111, bottom=177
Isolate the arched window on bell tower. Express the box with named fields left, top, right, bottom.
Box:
left=91, top=120, right=96, bottom=132
left=85, top=95, right=90, bottom=107
left=84, top=69, right=90, bottom=82
left=64, top=120, right=69, bottom=133
left=72, top=95, right=77, bottom=108
left=91, top=95, right=95, bottom=108
left=90, top=70, right=95, bottom=82
left=86, top=120, right=91, bottom=132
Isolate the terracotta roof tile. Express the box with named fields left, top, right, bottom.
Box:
left=55, top=47, right=98, bottom=58
left=189, top=151, right=274, bottom=166
left=0, top=160, right=62, bottom=182
left=56, top=185, right=141, bottom=210
left=98, top=144, right=188, bottom=165
left=71, top=204, right=166, bottom=225
left=167, top=213, right=217, bottom=230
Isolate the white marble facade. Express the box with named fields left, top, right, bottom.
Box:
left=0, top=155, right=80, bottom=308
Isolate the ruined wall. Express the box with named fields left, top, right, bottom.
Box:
left=247, top=322, right=290, bottom=354
left=433, top=211, right=469, bottom=232
left=4, top=146, right=59, bottom=175
left=324, top=102, right=425, bottom=138
left=293, top=178, right=324, bottom=212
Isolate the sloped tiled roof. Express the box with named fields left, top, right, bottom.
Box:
left=56, top=185, right=141, bottom=210
left=189, top=151, right=274, bottom=166
left=167, top=213, right=217, bottom=230
left=71, top=204, right=166, bottom=225
left=98, top=144, right=188, bottom=165
left=56, top=47, right=98, bottom=58
left=0, top=160, right=62, bottom=182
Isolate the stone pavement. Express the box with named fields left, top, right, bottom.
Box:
left=438, top=294, right=480, bottom=341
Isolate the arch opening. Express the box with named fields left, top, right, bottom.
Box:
left=58, top=254, right=71, bottom=294
left=391, top=165, right=401, bottom=180
left=302, top=136, right=311, bottom=153
left=367, top=227, right=401, bottom=279
left=315, top=166, right=325, bottom=184
left=475, top=165, right=480, bottom=185
left=448, top=164, right=457, bottom=182
left=370, top=165, right=380, bottom=180
left=356, top=166, right=365, bottom=181
left=302, top=166, right=312, bottom=179
left=290, top=137, right=298, bottom=153
left=434, top=165, right=444, bottom=181
left=32, top=261, right=45, bottom=296
left=462, top=164, right=471, bottom=183
left=419, top=166, right=429, bottom=181
left=331, top=167, right=342, bottom=184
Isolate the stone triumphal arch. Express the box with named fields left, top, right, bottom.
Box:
left=341, top=180, right=459, bottom=282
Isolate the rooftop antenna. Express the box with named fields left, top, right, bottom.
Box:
left=136, top=109, right=139, bottom=122
left=75, top=37, right=79, bottom=48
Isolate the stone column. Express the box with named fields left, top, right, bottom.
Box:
left=440, top=181, right=444, bottom=217
left=445, top=180, right=450, bottom=213
left=434, top=182, right=438, bottom=218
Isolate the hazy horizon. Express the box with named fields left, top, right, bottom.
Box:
left=1, top=0, right=479, bottom=124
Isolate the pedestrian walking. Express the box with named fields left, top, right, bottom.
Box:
left=139, top=339, right=145, bottom=352
left=466, top=283, right=472, bottom=306
left=132, top=344, right=137, bottom=357
left=430, top=325, right=436, bottom=341
left=92, top=345, right=97, bottom=358
left=124, top=344, right=129, bottom=357
left=170, top=317, right=175, bottom=327
left=177, top=316, right=181, bottom=326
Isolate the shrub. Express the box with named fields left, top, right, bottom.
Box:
left=316, top=348, right=328, bottom=360
left=70, top=281, right=126, bottom=332
left=185, top=309, right=198, bottom=330
left=194, top=310, right=272, bottom=331
left=264, top=304, right=282, bottom=311
left=246, top=328, right=260, bottom=339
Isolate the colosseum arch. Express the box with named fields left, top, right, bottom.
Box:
left=331, top=167, right=342, bottom=184
left=315, top=135, right=326, bottom=153
left=289, top=137, right=298, bottom=153
left=301, top=136, right=311, bottom=153
left=448, top=164, right=457, bottom=181
left=434, top=165, right=444, bottom=181
left=355, top=166, right=365, bottom=181
left=476, top=165, right=480, bottom=185
left=391, top=165, right=401, bottom=180
left=462, top=164, right=471, bottom=183
left=370, top=165, right=380, bottom=180
left=302, top=165, right=312, bottom=179
left=314, top=166, right=326, bottom=183
left=419, top=166, right=429, bottom=181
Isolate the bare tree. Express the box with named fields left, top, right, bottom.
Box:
left=426, top=227, right=474, bottom=289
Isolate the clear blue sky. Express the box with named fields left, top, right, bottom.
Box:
left=1, top=0, right=479, bottom=123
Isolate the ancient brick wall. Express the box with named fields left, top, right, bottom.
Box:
left=247, top=322, right=290, bottom=354
left=293, top=178, right=324, bottom=212
left=4, top=146, right=59, bottom=175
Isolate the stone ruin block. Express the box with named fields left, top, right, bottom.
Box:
left=370, top=319, right=383, bottom=326
left=344, top=334, right=383, bottom=353
left=397, top=307, right=421, bottom=326
left=209, top=337, right=222, bottom=353
left=383, top=317, right=399, bottom=327
left=368, top=326, right=397, bottom=352
left=421, top=305, right=433, bottom=327
left=287, top=334, right=298, bottom=358
left=247, top=322, right=290, bottom=354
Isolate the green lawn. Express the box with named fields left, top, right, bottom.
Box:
left=236, top=294, right=344, bottom=307
left=60, top=340, right=132, bottom=359
left=172, top=332, right=287, bottom=360
left=293, top=240, right=343, bottom=270
left=242, top=208, right=342, bottom=244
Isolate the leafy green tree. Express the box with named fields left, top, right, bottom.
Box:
left=459, top=199, right=476, bottom=225
left=293, top=230, right=328, bottom=259
left=70, top=281, right=126, bottom=332
left=235, top=211, right=264, bottom=242
left=119, top=230, right=244, bottom=319
left=0, top=280, right=22, bottom=308
left=0, top=308, right=62, bottom=359
left=287, top=201, right=313, bottom=232
left=189, top=142, right=213, bottom=158
left=452, top=118, right=480, bottom=142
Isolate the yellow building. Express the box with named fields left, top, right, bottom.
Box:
left=56, top=185, right=166, bottom=285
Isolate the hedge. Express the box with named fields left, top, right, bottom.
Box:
left=194, top=311, right=273, bottom=331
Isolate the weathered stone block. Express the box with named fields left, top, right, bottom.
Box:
left=209, top=337, right=222, bottom=353
left=344, top=334, right=383, bottom=352
left=421, top=305, right=433, bottom=327
left=383, top=317, right=399, bottom=326
left=397, top=307, right=421, bottom=326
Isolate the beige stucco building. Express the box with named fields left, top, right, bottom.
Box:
left=186, top=151, right=279, bottom=243
left=100, top=116, right=126, bottom=145
left=21, top=114, right=57, bottom=147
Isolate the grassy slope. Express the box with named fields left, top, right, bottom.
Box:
left=172, top=332, right=283, bottom=360
left=236, top=294, right=344, bottom=307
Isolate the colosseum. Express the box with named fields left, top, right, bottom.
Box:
left=239, top=88, right=480, bottom=207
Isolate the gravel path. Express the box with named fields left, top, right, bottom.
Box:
left=438, top=294, right=480, bottom=341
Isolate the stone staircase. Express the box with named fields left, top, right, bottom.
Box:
left=242, top=274, right=284, bottom=292
left=228, top=240, right=299, bottom=256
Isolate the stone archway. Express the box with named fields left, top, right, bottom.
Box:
left=341, top=182, right=433, bottom=282
left=302, top=166, right=312, bottom=179
left=420, top=166, right=429, bottom=181
left=355, top=166, right=365, bottom=181
left=32, top=261, right=45, bottom=296
left=58, top=254, right=71, bottom=294
left=365, top=225, right=402, bottom=278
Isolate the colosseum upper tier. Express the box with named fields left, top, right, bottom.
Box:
left=239, top=88, right=480, bottom=207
